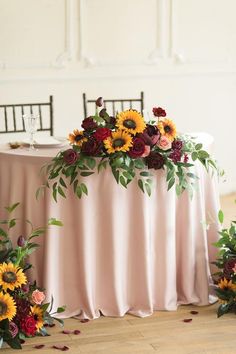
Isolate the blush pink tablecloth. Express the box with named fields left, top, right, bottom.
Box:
left=0, top=133, right=220, bottom=319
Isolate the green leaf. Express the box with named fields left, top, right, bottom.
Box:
left=195, top=143, right=203, bottom=150
left=53, top=187, right=58, bottom=202
left=111, top=168, right=119, bottom=183
left=140, top=171, right=150, bottom=177
left=175, top=184, right=182, bottom=196
left=167, top=178, right=175, bottom=191
left=48, top=218, right=63, bottom=226
left=58, top=186, right=66, bottom=198
left=198, top=150, right=209, bottom=159
left=134, top=159, right=145, bottom=169
left=76, top=186, right=82, bottom=199
left=123, top=171, right=133, bottom=180
left=120, top=176, right=127, bottom=188
left=186, top=172, right=199, bottom=179
left=4, top=202, right=20, bottom=213
left=73, top=179, right=78, bottom=193
left=218, top=210, right=224, bottom=224
left=81, top=183, right=88, bottom=195
left=138, top=179, right=144, bottom=193
left=59, top=177, right=67, bottom=188
left=86, top=157, right=96, bottom=170
left=80, top=171, right=94, bottom=177
left=145, top=183, right=151, bottom=196
left=56, top=305, right=66, bottom=313
left=191, top=151, right=198, bottom=161
left=64, top=165, right=76, bottom=177
left=36, top=185, right=46, bottom=200
left=9, top=219, right=16, bottom=229
left=0, top=228, right=7, bottom=238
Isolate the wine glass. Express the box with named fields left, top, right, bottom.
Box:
left=23, top=114, right=39, bottom=150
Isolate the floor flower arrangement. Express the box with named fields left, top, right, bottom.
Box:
left=0, top=203, right=64, bottom=349
left=214, top=207, right=236, bottom=317
left=39, top=98, right=218, bottom=201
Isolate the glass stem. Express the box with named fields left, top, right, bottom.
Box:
left=30, top=132, right=34, bottom=150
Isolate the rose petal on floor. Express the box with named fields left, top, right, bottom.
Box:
left=20, top=339, right=25, bottom=344
left=62, top=330, right=71, bottom=334
left=190, top=310, right=199, bottom=315
left=183, top=318, right=193, bottom=323
left=73, top=330, right=81, bottom=335
left=34, top=344, right=45, bottom=349
left=52, top=345, right=69, bottom=351
left=80, top=319, right=89, bottom=323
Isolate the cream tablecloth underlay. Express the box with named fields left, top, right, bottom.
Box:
left=0, top=134, right=219, bottom=319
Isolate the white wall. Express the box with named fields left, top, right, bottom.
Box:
left=0, top=0, right=235, bottom=195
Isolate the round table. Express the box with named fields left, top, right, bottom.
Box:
left=0, top=133, right=220, bottom=319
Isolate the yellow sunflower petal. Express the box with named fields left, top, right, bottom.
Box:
left=157, top=118, right=177, bottom=142
left=104, top=130, right=133, bottom=154
left=116, top=110, right=146, bottom=135
left=30, top=305, right=44, bottom=331
left=0, top=262, right=27, bottom=291
left=0, top=291, right=16, bottom=321
left=68, top=129, right=87, bottom=147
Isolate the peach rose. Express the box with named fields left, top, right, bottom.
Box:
left=32, top=289, right=45, bottom=305
left=157, top=136, right=171, bottom=150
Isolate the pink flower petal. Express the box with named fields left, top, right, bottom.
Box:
left=183, top=318, right=192, bottom=323
left=34, top=344, right=45, bottom=349
left=80, top=319, right=89, bottom=323
left=62, top=330, right=71, bottom=334
left=190, top=310, right=199, bottom=315
left=73, top=330, right=81, bottom=335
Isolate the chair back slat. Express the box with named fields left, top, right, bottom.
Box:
left=83, top=92, right=144, bottom=119
left=0, top=96, right=53, bottom=136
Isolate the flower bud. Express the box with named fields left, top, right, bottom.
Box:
left=21, top=283, right=29, bottom=293
left=95, top=97, right=103, bottom=107
left=17, top=235, right=25, bottom=247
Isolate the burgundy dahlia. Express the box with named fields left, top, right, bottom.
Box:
left=145, top=152, right=165, bottom=169
left=128, top=137, right=146, bottom=158
left=152, top=107, right=166, bottom=117
left=14, top=297, right=31, bottom=324
left=169, top=149, right=181, bottom=163
left=81, top=138, right=102, bottom=156
left=172, top=140, right=183, bottom=150
left=81, top=117, right=98, bottom=131
left=63, top=149, right=78, bottom=165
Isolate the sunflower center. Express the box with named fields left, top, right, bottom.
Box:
left=164, top=126, right=171, bottom=133
left=0, top=301, right=7, bottom=315
left=112, top=138, right=125, bottom=148
left=75, top=135, right=84, bottom=142
left=2, top=271, right=17, bottom=283
left=123, top=119, right=136, bottom=129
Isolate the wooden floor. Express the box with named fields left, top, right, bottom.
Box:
left=4, top=193, right=236, bottom=354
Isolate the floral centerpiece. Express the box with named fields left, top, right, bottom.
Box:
left=39, top=98, right=218, bottom=201
left=213, top=207, right=236, bottom=317
left=0, top=203, right=64, bottom=349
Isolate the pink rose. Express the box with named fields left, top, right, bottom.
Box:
left=157, top=136, right=171, bottom=150
left=141, top=145, right=151, bottom=157
left=32, top=289, right=45, bottom=305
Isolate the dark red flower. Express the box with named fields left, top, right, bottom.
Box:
left=152, top=107, right=166, bottom=117
left=93, top=127, right=111, bottom=141
left=81, top=138, right=102, bottom=156
left=146, top=124, right=159, bottom=137
left=145, top=152, right=165, bottom=169
left=63, top=149, right=78, bottom=165
left=183, top=318, right=192, bottom=323
left=95, top=97, right=103, bottom=107
left=34, top=345, right=45, bottom=349
left=223, top=259, right=236, bottom=279
left=184, top=154, right=189, bottom=163
left=14, top=297, right=31, bottom=324
left=172, top=140, right=183, bottom=150
left=17, top=235, right=25, bottom=247
left=81, top=117, right=98, bottom=131
left=169, top=149, right=181, bottom=163
left=74, top=329, right=81, bottom=335
left=128, top=138, right=145, bottom=158
left=20, top=315, right=37, bottom=336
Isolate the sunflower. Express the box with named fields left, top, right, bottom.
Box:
left=0, top=263, right=27, bottom=291
left=30, top=305, right=44, bottom=331
left=68, top=129, right=87, bottom=147
left=0, top=291, right=16, bottom=321
left=104, top=130, right=133, bottom=154
left=218, top=278, right=236, bottom=291
left=116, top=110, right=146, bottom=135
left=157, top=119, right=177, bottom=142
